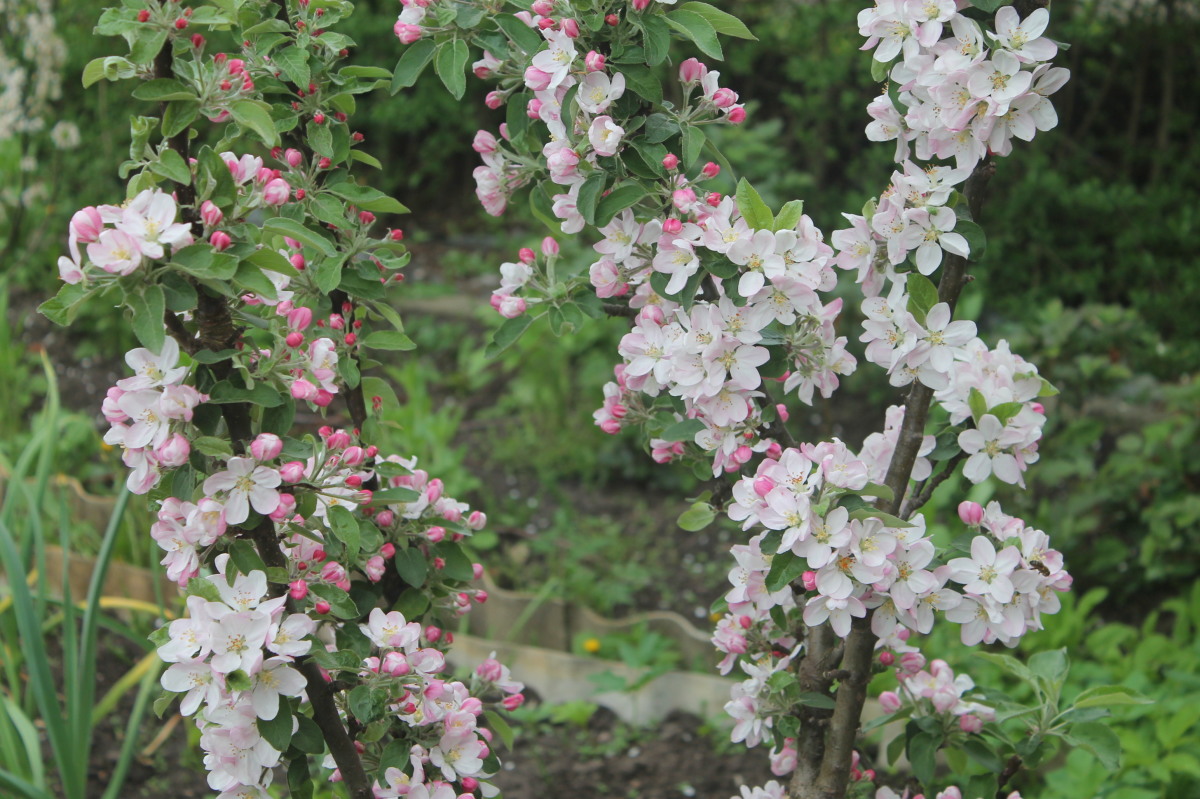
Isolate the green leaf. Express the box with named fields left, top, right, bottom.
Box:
left=1030, top=648, right=1070, bottom=687
left=82, top=56, right=136, bottom=88
left=132, top=79, right=196, bottom=102
left=256, top=707, right=293, bottom=752
left=234, top=261, right=278, bottom=300
left=735, top=178, right=773, bottom=230
left=309, top=583, right=359, bottom=618
left=595, top=184, right=648, bottom=228
left=485, top=710, right=515, bottom=751
left=962, top=737, right=1004, bottom=771
left=765, top=551, right=805, bottom=593
left=162, top=101, right=199, bottom=139
left=230, top=100, right=279, bottom=148
left=312, top=255, right=346, bottom=294
left=348, top=686, right=385, bottom=724
left=870, top=56, right=891, bottom=83
left=666, top=10, right=724, bottom=60
left=326, top=183, right=410, bottom=215
left=307, top=120, right=334, bottom=159
left=38, top=281, right=88, bottom=326
left=243, top=247, right=294, bottom=275
left=1064, top=721, right=1121, bottom=771
left=796, top=692, right=836, bottom=710
left=369, top=486, right=421, bottom=504
left=394, top=547, right=427, bottom=588
left=974, top=651, right=1037, bottom=685
left=273, top=46, right=311, bottom=89
left=228, top=539, right=267, bottom=577
left=208, top=382, right=285, bottom=407
left=617, top=64, right=663, bottom=104
left=327, top=506, right=361, bottom=563
left=971, top=0, right=1006, bottom=13
left=291, top=714, right=324, bottom=754
left=225, top=669, right=252, bottom=692
left=642, top=113, right=679, bottom=144
left=434, top=39, right=469, bottom=100
left=187, top=577, right=223, bottom=603
left=858, top=482, right=895, bottom=501
left=495, top=14, right=544, bottom=55
left=485, top=314, right=534, bottom=358
left=988, top=401, right=1024, bottom=425
left=681, top=125, right=705, bottom=169
left=261, top=217, right=336, bottom=256
left=390, top=39, right=437, bottom=93
left=773, top=200, right=805, bottom=232
left=576, top=173, right=606, bottom=227
left=1070, top=685, right=1154, bottom=710
left=351, top=150, right=383, bottom=169
left=661, top=417, right=705, bottom=442
left=192, top=436, right=233, bottom=457
left=150, top=148, right=192, bottom=185
left=642, top=14, right=671, bottom=66
left=677, top=503, right=715, bottom=532
left=677, top=2, right=756, bottom=39
left=434, top=542, right=475, bottom=581
left=906, top=727, right=941, bottom=789
left=967, top=387, right=988, bottom=425
left=905, top=273, right=939, bottom=326
left=129, top=285, right=166, bottom=352
left=848, top=508, right=915, bottom=528
left=362, top=330, right=416, bottom=351
left=955, top=218, right=987, bottom=262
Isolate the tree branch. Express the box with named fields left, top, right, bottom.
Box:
left=900, top=450, right=967, bottom=519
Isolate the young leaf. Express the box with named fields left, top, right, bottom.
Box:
left=595, top=183, right=648, bottom=228
left=261, top=217, right=337, bottom=256
left=665, top=10, right=723, bottom=60
left=677, top=503, right=715, bottom=532
left=129, top=285, right=166, bottom=352
left=677, top=2, right=756, bottom=39
left=576, top=172, right=607, bottom=227
left=735, top=178, right=773, bottom=230
left=765, top=551, right=806, bottom=593
left=230, top=100, right=280, bottom=148
left=327, top=183, right=411, bottom=215
left=131, top=79, right=196, bottom=102
left=435, top=39, right=469, bottom=100
left=363, top=330, right=416, bottom=351
left=390, top=39, right=437, bottom=93
left=661, top=417, right=705, bottom=442
left=905, top=273, right=939, bottom=326
left=642, top=14, right=671, bottom=66
left=773, top=200, right=804, bottom=232
left=955, top=218, right=987, bottom=262
left=485, top=314, right=535, bottom=358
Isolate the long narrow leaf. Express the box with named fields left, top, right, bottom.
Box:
left=100, top=657, right=162, bottom=799
left=0, top=697, right=46, bottom=790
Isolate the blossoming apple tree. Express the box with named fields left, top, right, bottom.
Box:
left=42, top=0, right=1140, bottom=797
left=391, top=0, right=1138, bottom=797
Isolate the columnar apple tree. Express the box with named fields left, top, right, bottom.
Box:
left=43, top=0, right=1134, bottom=797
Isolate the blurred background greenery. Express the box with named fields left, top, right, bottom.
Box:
left=2, top=0, right=1197, bottom=795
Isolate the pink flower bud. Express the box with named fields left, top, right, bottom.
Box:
left=474, top=590, right=488, bottom=603
left=209, top=231, right=232, bottom=251
left=518, top=247, right=536, bottom=264
left=286, top=306, right=313, bottom=331
left=801, top=571, right=818, bottom=591
left=345, top=474, right=362, bottom=489
left=279, top=461, right=306, bottom=482
left=731, top=445, right=753, bottom=465
left=959, top=714, right=982, bottom=734
left=662, top=217, right=683, bottom=234
left=462, top=777, right=480, bottom=791
left=879, top=651, right=895, bottom=666
left=605, top=13, right=618, bottom=25
left=342, top=445, right=365, bottom=466
left=599, top=419, right=621, bottom=435
left=364, top=555, right=386, bottom=582
left=541, top=236, right=559, bottom=256
left=314, top=389, right=334, bottom=407
left=524, top=66, right=552, bottom=91
left=561, top=18, right=579, bottom=37
left=380, top=543, right=396, bottom=559
left=765, top=442, right=783, bottom=459
left=900, top=652, right=926, bottom=674
left=426, top=525, right=445, bottom=543
left=712, top=88, right=738, bottom=108
left=290, top=378, right=318, bottom=400
left=358, top=211, right=375, bottom=225
left=200, top=200, right=223, bottom=227
left=536, top=17, right=555, bottom=30
left=879, top=691, right=902, bottom=713
left=672, top=188, right=696, bottom=211
left=472, top=130, right=498, bottom=154
left=639, top=304, right=665, bottom=326
left=315, top=599, right=331, bottom=614
left=382, top=651, right=410, bottom=676
left=269, top=493, right=295, bottom=520
left=485, top=91, right=504, bottom=110
left=526, top=97, right=543, bottom=118
left=862, top=770, right=876, bottom=783
left=154, top=434, right=190, bottom=467
left=326, top=430, right=351, bottom=449
left=287, top=252, right=305, bottom=271
left=433, top=556, right=446, bottom=569
left=706, top=192, right=722, bottom=207
left=585, top=50, right=606, bottom=72
left=375, top=511, right=395, bottom=528
left=321, top=562, right=346, bottom=585
left=531, top=0, right=554, bottom=15
left=476, top=658, right=504, bottom=682
left=1031, top=402, right=1045, bottom=414
left=957, top=501, right=984, bottom=526
left=502, top=693, right=525, bottom=711
left=250, top=432, right=283, bottom=461
left=701, top=161, right=721, bottom=178
left=727, top=106, right=747, bottom=124
left=662, top=153, right=680, bottom=170
left=472, top=563, right=484, bottom=580
left=679, top=57, right=706, bottom=84
left=775, top=403, right=790, bottom=423
left=262, top=178, right=291, bottom=206
left=753, top=476, right=775, bottom=498
left=467, top=510, right=487, bottom=530
left=425, top=625, right=442, bottom=643
left=289, top=579, right=309, bottom=600
left=285, top=331, right=304, bottom=348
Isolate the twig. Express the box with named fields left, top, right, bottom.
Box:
left=996, top=754, right=1023, bottom=798
left=603, top=302, right=638, bottom=318
left=901, top=451, right=967, bottom=518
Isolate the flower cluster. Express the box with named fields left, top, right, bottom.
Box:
left=158, top=557, right=313, bottom=797
left=58, top=189, right=194, bottom=283
left=859, top=4, right=1067, bottom=170
left=878, top=655, right=995, bottom=730
left=103, top=337, right=207, bottom=495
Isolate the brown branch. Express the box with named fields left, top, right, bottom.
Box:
left=900, top=450, right=967, bottom=519
left=603, top=302, right=638, bottom=318
left=794, top=159, right=995, bottom=799
left=163, top=310, right=199, bottom=355
left=995, top=754, right=1023, bottom=798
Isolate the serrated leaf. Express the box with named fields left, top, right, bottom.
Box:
left=369, top=486, right=421, bottom=504
left=327, top=505, right=361, bottom=563
left=485, top=314, right=534, bottom=358
left=261, top=217, right=336, bottom=256
left=495, top=14, right=544, bottom=56
left=362, top=330, right=416, bottom=351
left=858, top=482, right=895, bottom=501
left=677, top=503, right=715, bottom=532
left=83, top=56, right=136, bottom=88
left=796, top=692, right=836, bottom=710
left=735, top=178, right=773, bottom=230
left=955, top=218, right=987, bottom=262
left=327, top=183, right=410, bottom=214
left=309, top=583, right=359, bottom=618
left=967, top=387, right=988, bottom=425
left=677, top=2, right=756, bottom=39
left=348, top=685, right=385, bottom=724
left=394, top=547, right=427, bottom=588
left=905, top=273, right=939, bottom=326
left=150, top=148, right=192, bottom=185
left=132, top=79, right=196, bottom=102
left=434, top=39, right=469, bottom=100
left=595, top=183, right=648, bottom=228
left=661, top=417, right=705, bottom=442
left=1063, top=721, right=1121, bottom=770
left=229, top=539, right=267, bottom=578
left=162, top=101, right=199, bottom=139
left=681, top=125, right=705, bottom=169
left=129, top=285, right=166, bottom=352
left=274, top=46, right=311, bottom=89
left=234, top=261, right=278, bottom=300
left=230, top=100, right=279, bottom=148
left=576, top=172, right=606, bottom=227
left=308, top=120, right=334, bottom=159
left=186, top=577, right=222, bottom=603
left=666, top=9, right=723, bottom=60
left=1070, top=685, right=1153, bottom=710
left=208, top=382, right=285, bottom=407
left=642, top=14, right=671, bottom=66
left=485, top=710, right=514, bottom=751
left=988, top=401, right=1024, bottom=425
left=192, top=436, right=233, bottom=457
left=848, top=508, right=915, bottom=528
left=765, top=551, right=806, bottom=593
left=390, top=38, right=437, bottom=93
